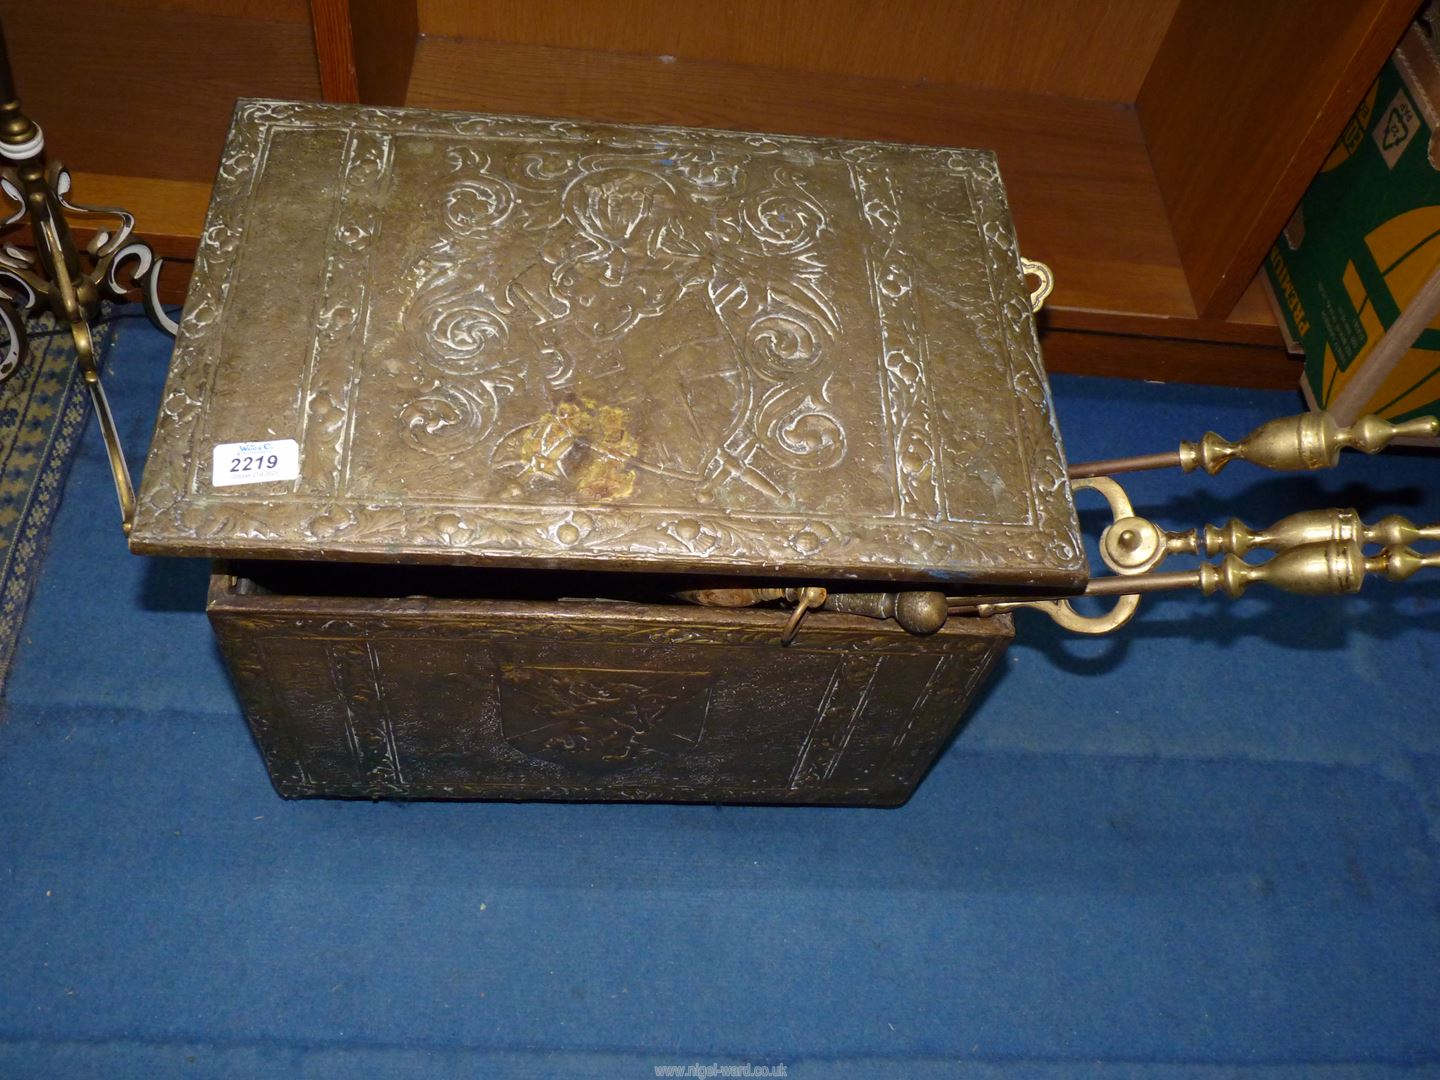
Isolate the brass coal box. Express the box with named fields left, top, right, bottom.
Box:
left=129, top=100, right=1085, bottom=805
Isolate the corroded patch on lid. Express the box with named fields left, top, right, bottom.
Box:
left=131, top=99, right=1082, bottom=587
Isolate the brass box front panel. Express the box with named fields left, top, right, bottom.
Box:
left=208, top=575, right=1011, bottom=805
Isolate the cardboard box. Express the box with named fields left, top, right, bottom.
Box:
left=1265, top=12, right=1440, bottom=439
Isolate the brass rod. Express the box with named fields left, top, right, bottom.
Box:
left=946, top=569, right=1201, bottom=612
left=1082, top=570, right=1200, bottom=595
left=84, top=373, right=136, bottom=533
left=1067, top=450, right=1183, bottom=479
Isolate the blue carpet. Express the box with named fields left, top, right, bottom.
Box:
left=2, top=315, right=1439, bottom=1078
left=0, top=315, right=113, bottom=692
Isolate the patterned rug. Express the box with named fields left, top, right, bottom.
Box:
left=0, top=314, right=111, bottom=692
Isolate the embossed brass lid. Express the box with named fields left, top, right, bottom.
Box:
left=130, top=100, right=1083, bottom=588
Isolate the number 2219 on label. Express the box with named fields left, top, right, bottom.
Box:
left=211, top=438, right=300, bottom=487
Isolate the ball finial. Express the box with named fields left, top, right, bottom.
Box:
left=894, top=591, right=948, bottom=635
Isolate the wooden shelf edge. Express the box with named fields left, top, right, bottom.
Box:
left=60, top=171, right=210, bottom=253
left=405, top=38, right=1207, bottom=322
left=1040, top=327, right=1299, bottom=390
left=0, top=172, right=209, bottom=306
left=1044, top=306, right=1278, bottom=348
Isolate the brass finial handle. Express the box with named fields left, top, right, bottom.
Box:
left=1192, top=509, right=1440, bottom=557
left=1366, top=544, right=1440, bottom=583
left=1072, top=475, right=1177, bottom=575
left=947, top=538, right=1439, bottom=630
left=1197, top=540, right=1440, bottom=598
left=1069, top=411, right=1439, bottom=480
left=1179, top=412, right=1439, bottom=476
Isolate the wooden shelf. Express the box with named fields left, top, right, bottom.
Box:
left=407, top=40, right=1187, bottom=327
left=2, top=0, right=1415, bottom=389
left=64, top=173, right=211, bottom=257
left=0, top=0, right=320, bottom=184
left=53, top=106, right=1292, bottom=383
left=58, top=173, right=211, bottom=306
left=1138, top=0, right=1418, bottom=318
left=404, top=36, right=1293, bottom=384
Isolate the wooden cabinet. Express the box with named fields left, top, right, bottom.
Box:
left=0, top=0, right=1416, bottom=387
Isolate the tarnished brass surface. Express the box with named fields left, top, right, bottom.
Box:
left=208, top=571, right=1012, bottom=805
left=131, top=99, right=1082, bottom=588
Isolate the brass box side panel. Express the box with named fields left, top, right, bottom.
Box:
left=134, top=100, right=1082, bottom=589
left=208, top=578, right=1011, bottom=805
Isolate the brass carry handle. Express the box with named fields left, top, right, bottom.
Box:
left=1020, top=257, right=1054, bottom=313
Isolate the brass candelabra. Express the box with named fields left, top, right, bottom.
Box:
left=0, top=16, right=175, bottom=534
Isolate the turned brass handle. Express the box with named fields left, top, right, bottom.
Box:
left=674, top=585, right=951, bottom=640
left=1069, top=411, right=1440, bottom=480
left=1179, top=413, right=1439, bottom=476
left=820, top=590, right=949, bottom=634
left=1198, top=540, right=1440, bottom=599
left=949, top=535, right=1439, bottom=631
left=1195, top=509, right=1440, bottom=558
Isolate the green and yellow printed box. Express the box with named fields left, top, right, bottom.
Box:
left=1265, top=16, right=1440, bottom=433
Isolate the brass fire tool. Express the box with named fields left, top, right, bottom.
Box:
left=677, top=257, right=1440, bottom=642
left=686, top=408, right=1440, bottom=641
left=948, top=410, right=1440, bottom=633
left=0, top=17, right=176, bottom=534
